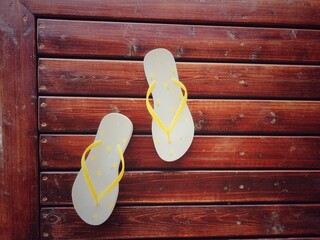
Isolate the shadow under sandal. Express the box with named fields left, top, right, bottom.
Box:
left=144, top=48, right=195, bottom=162
left=71, top=113, right=133, bottom=225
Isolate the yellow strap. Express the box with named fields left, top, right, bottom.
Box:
left=81, top=140, right=125, bottom=206
left=146, top=77, right=188, bottom=143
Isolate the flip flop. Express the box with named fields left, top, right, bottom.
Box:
left=144, top=48, right=194, bottom=162
left=71, top=113, right=133, bottom=225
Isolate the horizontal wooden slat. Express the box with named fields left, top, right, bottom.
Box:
left=38, top=59, right=320, bottom=99
left=39, top=97, right=320, bottom=134
left=40, top=171, right=320, bottom=205
left=40, top=135, right=320, bottom=170
left=24, top=0, right=320, bottom=27
left=41, top=205, right=320, bottom=239
left=37, top=19, right=320, bottom=63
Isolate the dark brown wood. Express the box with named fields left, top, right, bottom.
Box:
left=22, top=0, right=320, bottom=27
left=0, top=0, right=38, bottom=239
left=41, top=205, right=320, bottom=239
left=40, top=135, right=320, bottom=170
left=238, top=239, right=319, bottom=240
left=38, top=59, right=320, bottom=99
left=0, top=0, right=318, bottom=239
left=40, top=171, right=320, bottom=205
left=38, top=97, right=320, bottom=134
left=37, top=19, right=320, bottom=63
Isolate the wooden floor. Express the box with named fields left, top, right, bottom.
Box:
left=1, top=0, right=320, bottom=239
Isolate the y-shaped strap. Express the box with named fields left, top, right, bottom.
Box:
left=81, top=140, right=125, bottom=206
left=146, top=77, right=188, bottom=143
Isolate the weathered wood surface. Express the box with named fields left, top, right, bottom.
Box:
left=38, top=59, right=320, bottom=99
left=0, top=0, right=318, bottom=239
left=23, top=0, right=320, bottom=27
left=38, top=97, right=320, bottom=134
left=37, top=19, right=320, bottom=63
left=41, top=205, right=320, bottom=239
left=33, top=1, right=320, bottom=239
left=40, top=171, right=320, bottom=205
left=0, top=0, right=38, bottom=239
left=40, top=135, right=320, bottom=170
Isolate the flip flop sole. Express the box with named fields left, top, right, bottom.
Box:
left=144, top=48, right=195, bottom=161
left=72, top=113, right=133, bottom=225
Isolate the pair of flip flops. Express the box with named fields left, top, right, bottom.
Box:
left=72, top=48, right=195, bottom=225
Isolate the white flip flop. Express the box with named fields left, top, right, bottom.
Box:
left=71, top=113, right=133, bottom=225
left=144, top=48, right=194, bottom=162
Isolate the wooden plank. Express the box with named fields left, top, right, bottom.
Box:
left=0, top=1, right=38, bottom=239
left=37, top=19, right=320, bottom=63
left=41, top=205, right=320, bottom=239
left=238, top=239, right=320, bottom=240
left=40, top=171, right=320, bottom=205
left=236, top=239, right=319, bottom=240
left=38, top=97, right=320, bottom=134
left=40, top=135, right=320, bottom=170
left=38, top=59, right=320, bottom=99
left=23, top=0, right=320, bottom=27
left=236, top=239, right=320, bottom=240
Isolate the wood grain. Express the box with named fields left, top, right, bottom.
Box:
left=38, top=59, right=320, bottom=99
left=38, top=97, right=320, bottom=134
left=40, top=135, right=320, bottom=170
left=0, top=1, right=38, bottom=239
left=40, top=171, right=320, bottom=205
left=40, top=205, right=320, bottom=239
left=23, top=0, right=320, bottom=27
left=1, top=0, right=319, bottom=239
left=37, top=19, right=320, bottom=63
